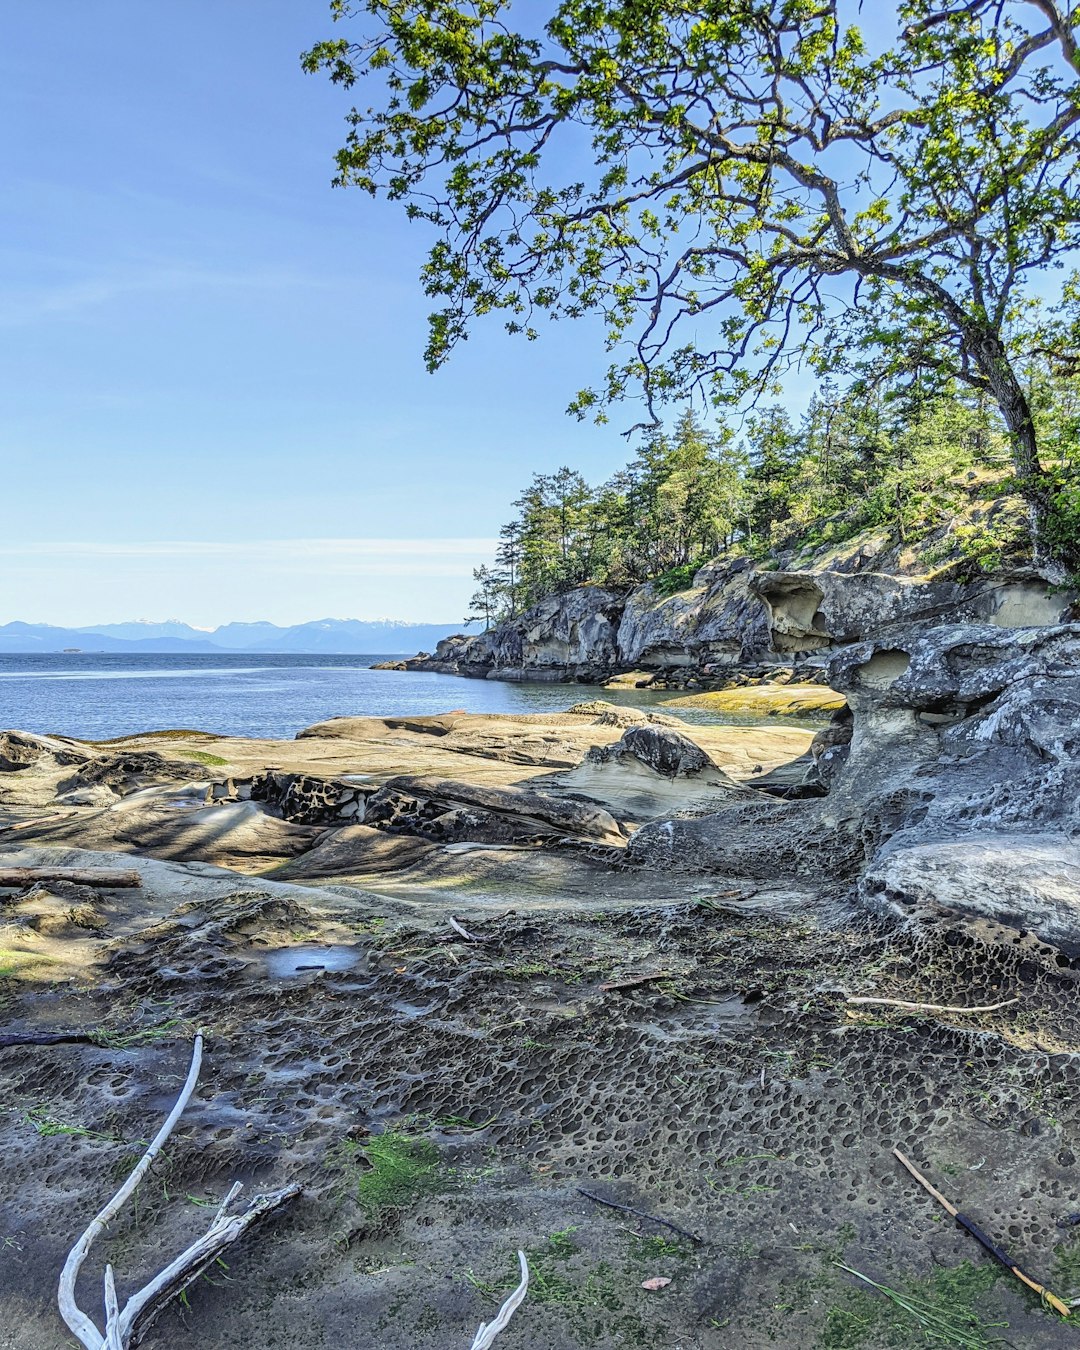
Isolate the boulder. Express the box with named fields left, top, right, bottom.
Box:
left=863, top=835, right=1080, bottom=954
left=586, top=725, right=721, bottom=779
left=562, top=724, right=750, bottom=823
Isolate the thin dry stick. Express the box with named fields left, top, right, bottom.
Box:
left=577, top=1188, right=704, bottom=1244
left=448, top=916, right=482, bottom=942
left=847, top=996, right=1018, bottom=1014
left=470, top=1251, right=529, bottom=1349
left=893, top=1148, right=1071, bottom=1318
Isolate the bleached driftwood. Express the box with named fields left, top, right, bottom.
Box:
left=846, top=995, right=1018, bottom=1014
left=58, top=1032, right=298, bottom=1349
left=471, top=1251, right=530, bottom=1349
left=0, top=868, right=141, bottom=889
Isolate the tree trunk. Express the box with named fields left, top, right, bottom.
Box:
left=965, top=324, right=1054, bottom=566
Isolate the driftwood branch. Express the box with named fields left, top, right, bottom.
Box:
left=0, top=1031, right=98, bottom=1048
left=0, top=868, right=141, bottom=889
left=120, top=1183, right=299, bottom=1346
left=57, top=1033, right=299, bottom=1349
left=847, top=996, right=1018, bottom=1014
left=471, top=1251, right=529, bottom=1349
left=448, top=916, right=483, bottom=943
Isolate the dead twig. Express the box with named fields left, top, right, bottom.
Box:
left=599, top=971, right=675, bottom=993
left=577, top=1188, right=703, bottom=1245
left=847, top=996, right=1018, bottom=1014
left=893, top=1147, right=1071, bottom=1318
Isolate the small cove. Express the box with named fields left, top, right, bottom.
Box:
left=0, top=652, right=823, bottom=740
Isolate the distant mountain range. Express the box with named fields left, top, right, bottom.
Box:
left=0, top=618, right=464, bottom=655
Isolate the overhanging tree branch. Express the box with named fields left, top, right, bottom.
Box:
left=306, top=0, right=1080, bottom=563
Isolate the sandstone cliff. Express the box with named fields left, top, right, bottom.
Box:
left=411, top=542, right=1075, bottom=684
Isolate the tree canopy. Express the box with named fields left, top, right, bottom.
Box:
left=305, top=0, right=1080, bottom=567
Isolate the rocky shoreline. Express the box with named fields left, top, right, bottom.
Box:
left=1, top=607, right=1079, bottom=1347
left=391, top=554, right=1074, bottom=692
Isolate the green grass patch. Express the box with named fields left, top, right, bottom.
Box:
left=627, top=1233, right=694, bottom=1263
left=351, top=1130, right=453, bottom=1215
left=821, top=1260, right=1005, bottom=1349
left=179, top=749, right=230, bottom=767
left=25, top=1105, right=114, bottom=1142
left=92, top=1018, right=185, bottom=1050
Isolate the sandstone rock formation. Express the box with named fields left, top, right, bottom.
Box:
left=627, top=621, right=1080, bottom=947
left=4, top=631, right=1080, bottom=1349
left=364, top=774, right=627, bottom=845
left=560, top=725, right=752, bottom=821
left=0, top=730, right=87, bottom=773
left=406, top=552, right=1074, bottom=684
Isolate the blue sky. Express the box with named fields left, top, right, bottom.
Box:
left=0, top=1, right=635, bottom=626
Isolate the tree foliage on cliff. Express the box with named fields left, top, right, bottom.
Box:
left=306, top=0, right=1080, bottom=565
left=473, top=360, right=1078, bottom=619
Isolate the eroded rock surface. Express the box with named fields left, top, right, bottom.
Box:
left=0, top=730, right=88, bottom=773
left=585, top=725, right=721, bottom=779
left=629, top=622, right=1080, bottom=946
left=0, top=710, right=811, bottom=874
left=2, top=630, right=1080, bottom=1349
left=0, top=841, right=1077, bottom=1349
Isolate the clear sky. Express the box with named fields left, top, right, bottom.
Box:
left=0, top=1, right=638, bottom=627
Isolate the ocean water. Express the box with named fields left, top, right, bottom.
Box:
left=0, top=652, right=730, bottom=741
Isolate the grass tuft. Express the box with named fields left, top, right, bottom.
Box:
left=823, top=1261, right=1006, bottom=1348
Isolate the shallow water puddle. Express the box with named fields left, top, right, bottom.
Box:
left=642, top=993, right=758, bottom=1043
left=263, top=944, right=363, bottom=978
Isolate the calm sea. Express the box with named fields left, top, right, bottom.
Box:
left=0, top=652, right=727, bottom=741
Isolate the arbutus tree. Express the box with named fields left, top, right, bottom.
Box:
left=305, top=0, right=1080, bottom=569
